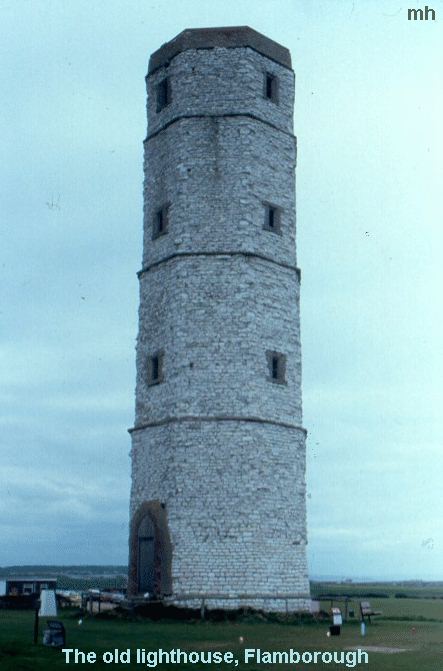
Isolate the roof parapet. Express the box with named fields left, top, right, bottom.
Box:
left=148, top=26, right=292, bottom=75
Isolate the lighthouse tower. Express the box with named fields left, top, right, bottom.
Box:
left=128, top=27, right=310, bottom=611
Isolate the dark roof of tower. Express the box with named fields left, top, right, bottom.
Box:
left=148, top=26, right=292, bottom=74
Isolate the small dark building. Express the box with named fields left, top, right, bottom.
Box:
left=4, top=577, right=57, bottom=596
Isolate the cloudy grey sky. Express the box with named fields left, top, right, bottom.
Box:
left=1, top=0, right=442, bottom=579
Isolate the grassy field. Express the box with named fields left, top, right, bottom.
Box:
left=1, top=586, right=442, bottom=671
left=311, top=581, right=443, bottom=600
left=310, top=582, right=443, bottom=622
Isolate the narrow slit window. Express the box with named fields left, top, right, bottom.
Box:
left=152, top=204, right=169, bottom=239
left=156, top=210, right=164, bottom=234
left=268, top=208, right=275, bottom=229
left=152, top=355, right=159, bottom=381
left=263, top=203, right=281, bottom=234
left=148, top=351, right=164, bottom=386
left=264, top=73, right=278, bottom=102
left=272, top=355, right=279, bottom=380
left=266, top=350, right=287, bottom=385
left=156, top=77, right=171, bottom=112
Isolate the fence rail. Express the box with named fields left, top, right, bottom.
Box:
left=165, top=593, right=312, bottom=618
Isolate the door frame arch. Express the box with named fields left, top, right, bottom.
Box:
left=128, top=500, right=172, bottom=597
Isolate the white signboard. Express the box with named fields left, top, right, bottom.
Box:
left=331, top=607, right=343, bottom=626
left=39, top=589, right=57, bottom=617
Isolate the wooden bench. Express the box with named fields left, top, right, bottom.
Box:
left=360, top=601, right=382, bottom=623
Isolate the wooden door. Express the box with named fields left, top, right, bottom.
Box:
left=137, top=515, right=155, bottom=593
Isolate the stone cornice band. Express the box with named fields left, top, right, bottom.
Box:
left=145, top=112, right=296, bottom=141
left=138, top=251, right=301, bottom=278
left=129, top=415, right=307, bottom=434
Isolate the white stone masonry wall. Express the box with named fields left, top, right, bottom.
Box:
left=129, top=31, right=310, bottom=611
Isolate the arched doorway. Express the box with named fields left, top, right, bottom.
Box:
left=128, top=500, right=172, bottom=597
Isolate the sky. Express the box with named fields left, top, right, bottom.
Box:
left=1, top=0, right=442, bottom=580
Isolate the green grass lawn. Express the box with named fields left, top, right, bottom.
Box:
left=311, top=596, right=443, bottom=622
left=1, top=604, right=443, bottom=671
left=311, top=582, right=443, bottom=600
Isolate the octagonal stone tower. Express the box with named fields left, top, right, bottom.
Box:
left=128, top=27, right=310, bottom=611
